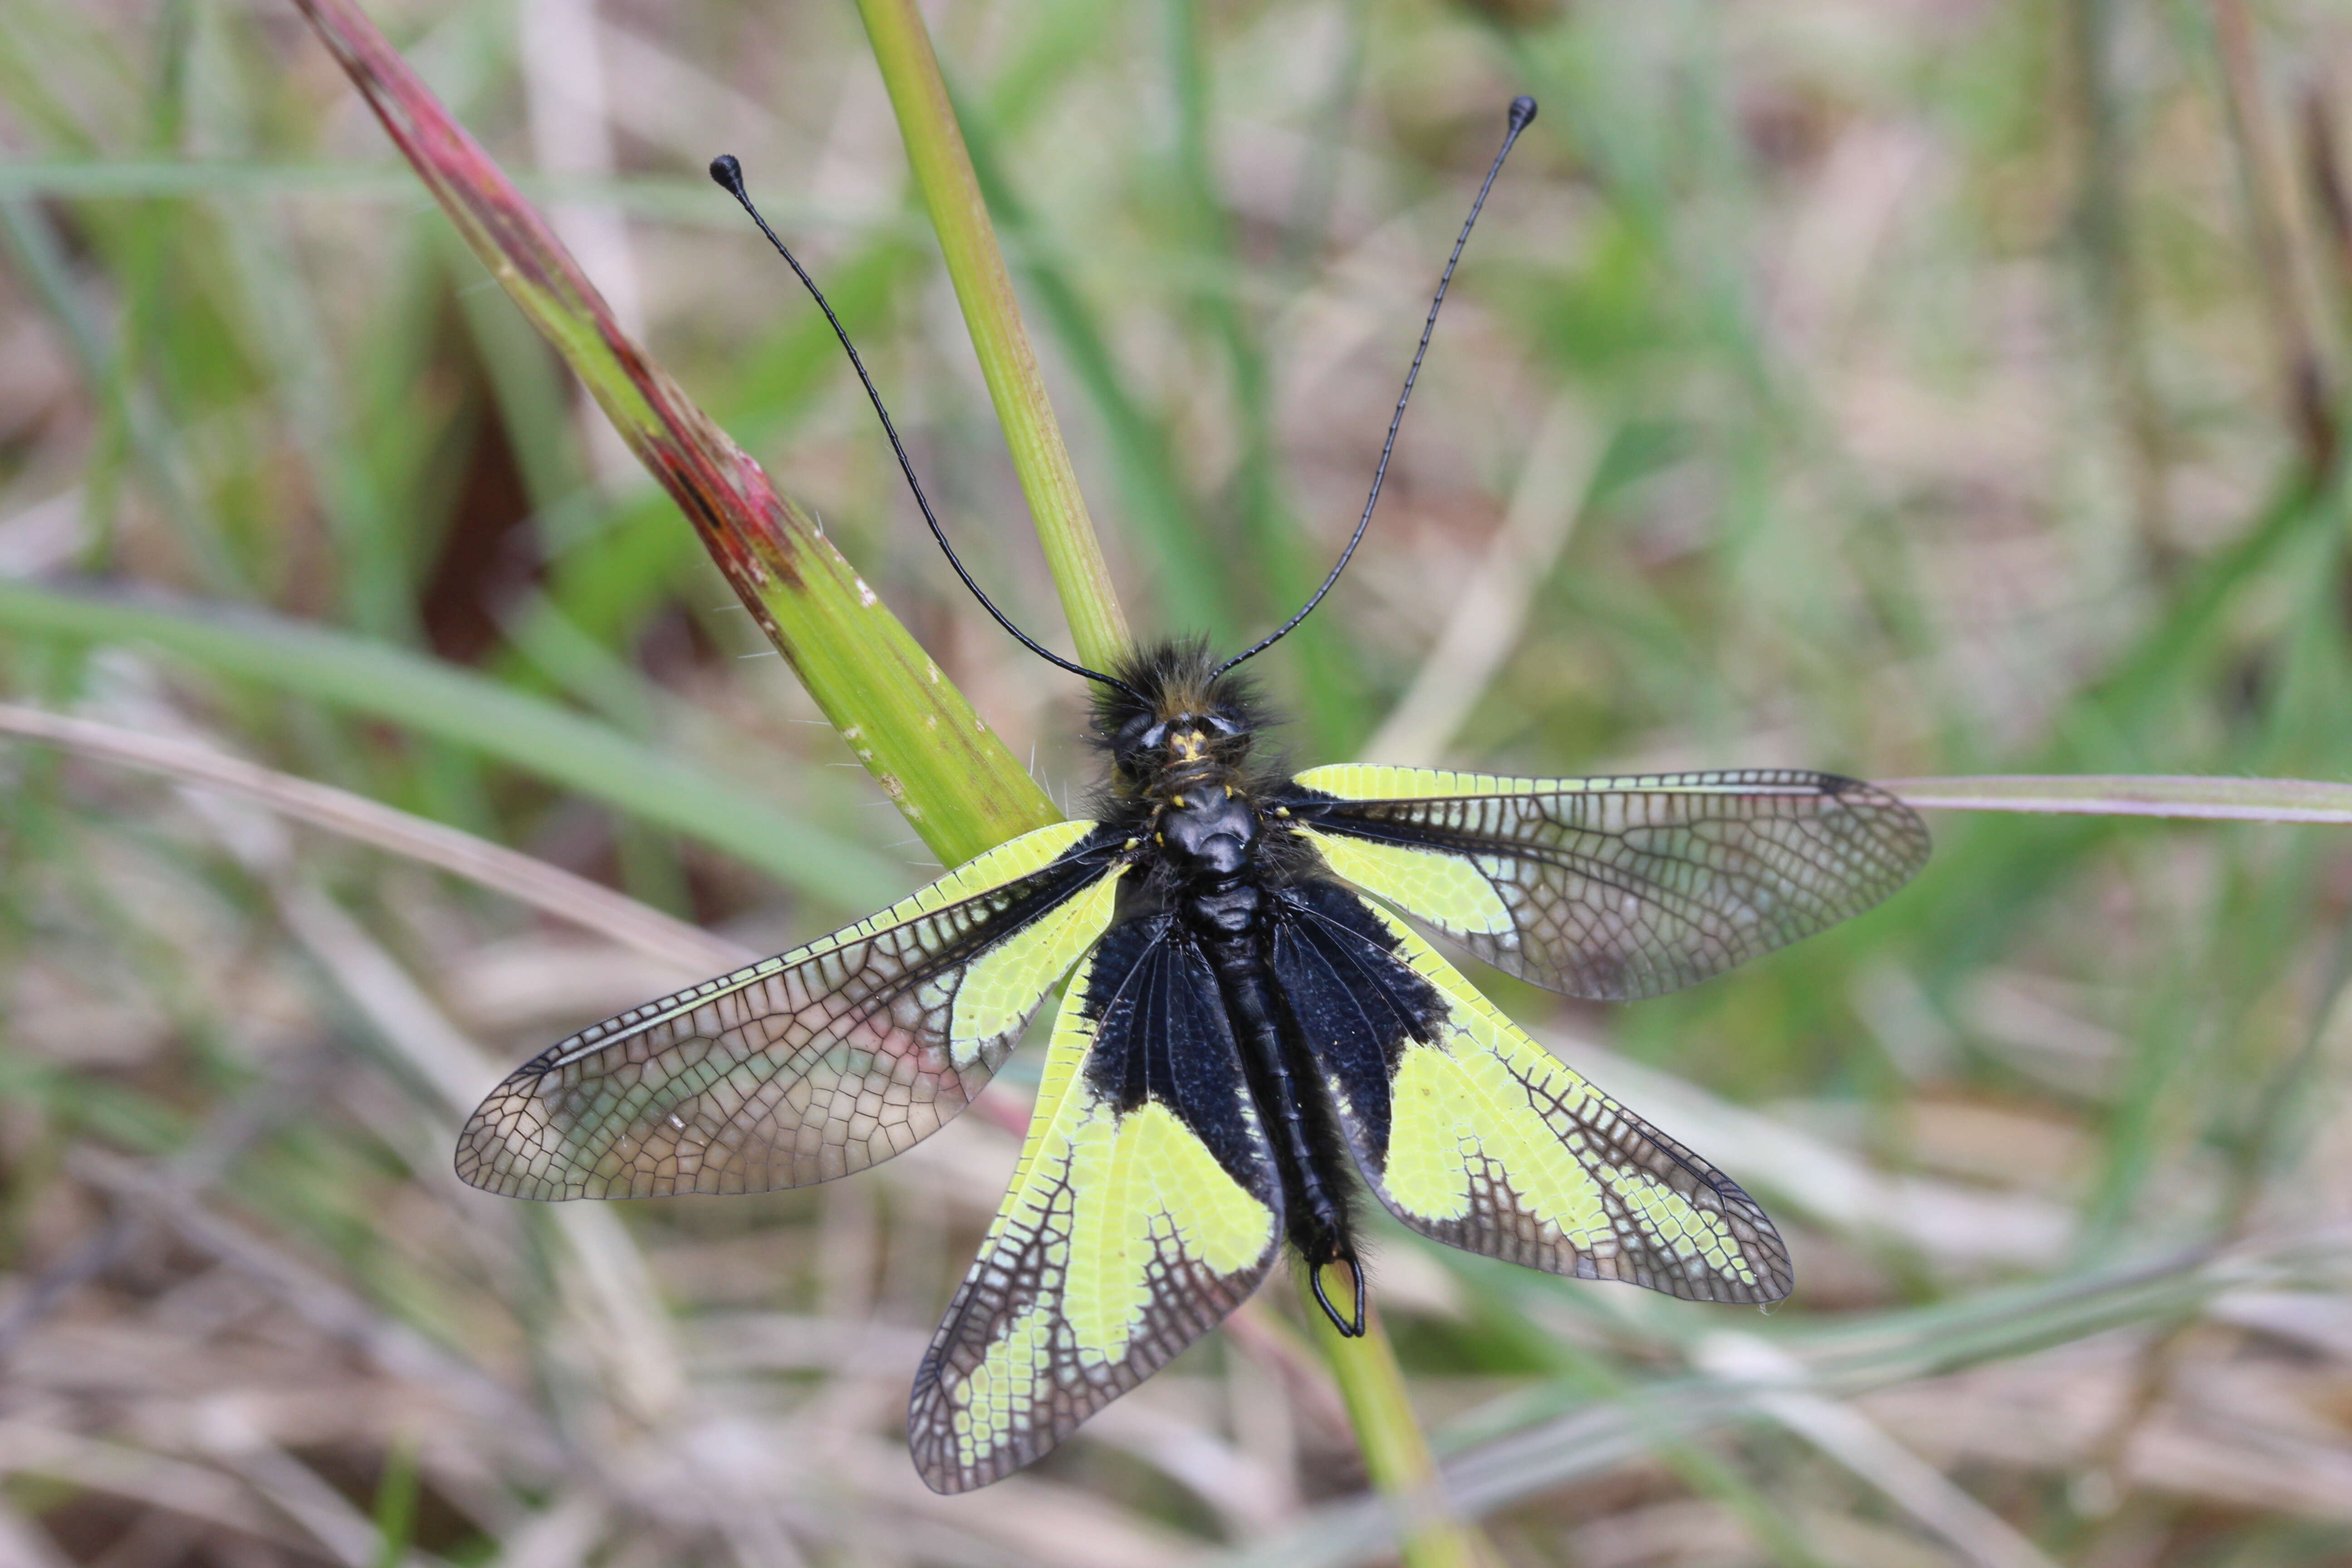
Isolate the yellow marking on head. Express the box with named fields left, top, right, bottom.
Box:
left=1171, top=794, right=1186, bottom=808
left=1301, top=827, right=1514, bottom=936
left=950, top=864, right=1127, bottom=1068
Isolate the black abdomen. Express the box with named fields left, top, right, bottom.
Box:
left=1194, top=902, right=1363, bottom=1328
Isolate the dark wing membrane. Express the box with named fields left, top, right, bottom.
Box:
left=456, top=820, right=1126, bottom=1200
left=1272, top=881, right=1791, bottom=1303
left=909, top=916, right=1282, bottom=1493
left=1282, top=764, right=1928, bottom=1000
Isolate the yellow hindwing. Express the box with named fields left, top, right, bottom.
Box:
left=910, top=939, right=1280, bottom=1492
left=1358, top=903, right=1788, bottom=1303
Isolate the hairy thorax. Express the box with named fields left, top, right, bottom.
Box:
left=1156, top=768, right=1264, bottom=938
left=1092, top=641, right=1291, bottom=938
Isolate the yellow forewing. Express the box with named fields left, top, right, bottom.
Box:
left=1295, top=763, right=1594, bottom=799
left=1351, top=903, right=1791, bottom=1303
left=950, top=863, right=1125, bottom=1067
left=457, top=819, right=1121, bottom=1200
left=909, top=933, right=1281, bottom=1493
left=1298, top=825, right=1513, bottom=936
left=1288, top=764, right=1929, bottom=1001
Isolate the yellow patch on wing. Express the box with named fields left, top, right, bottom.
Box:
left=798, top=818, right=1101, bottom=963
left=1295, top=763, right=1577, bottom=799
left=579, top=818, right=1104, bottom=1053
left=1300, top=825, right=1513, bottom=936
left=1285, top=766, right=1927, bottom=1004
left=1384, top=1039, right=1606, bottom=1236
left=1062, top=1100, right=1270, bottom=1362
left=1362, top=904, right=1767, bottom=1294
left=1613, top=1169, right=1750, bottom=1276
left=457, top=817, right=1119, bottom=1203
left=920, top=948, right=1279, bottom=1488
left=955, top=1303, right=1053, bottom=1455
left=950, top=863, right=1127, bottom=1068
left=1294, top=764, right=1821, bottom=801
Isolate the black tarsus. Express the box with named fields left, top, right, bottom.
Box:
left=1215, top=93, right=1539, bottom=676
left=707, top=154, right=1140, bottom=700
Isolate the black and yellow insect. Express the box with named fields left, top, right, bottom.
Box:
left=455, top=98, right=1929, bottom=1493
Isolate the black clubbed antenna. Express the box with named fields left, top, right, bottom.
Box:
left=1216, top=95, right=1537, bottom=676
left=709, top=155, right=1139, bottom=700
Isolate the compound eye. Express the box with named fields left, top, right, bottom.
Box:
left=1202, top=712, right=1241, bottom=737
left=1139, top=721, right=1170, bottom=750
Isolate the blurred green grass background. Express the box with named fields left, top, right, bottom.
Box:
left=5, top=0, right=2352, bottom=1563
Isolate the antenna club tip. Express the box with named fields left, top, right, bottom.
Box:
left=708, top=153, right=744, bottom=192
left=1508, top=95, right=1538, bottom=131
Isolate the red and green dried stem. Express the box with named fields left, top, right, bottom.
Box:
left=290, top=0, right=1055, bottom=868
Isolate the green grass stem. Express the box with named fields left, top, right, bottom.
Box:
left=1302, top=1286, right=1484, bottom=1568
left=1884, top=774, right=2352, bottom=822
left=853, top=0, right=1132, bottom=671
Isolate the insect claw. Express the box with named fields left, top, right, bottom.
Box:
left=1309, top=1255, right=1367, bottom=1338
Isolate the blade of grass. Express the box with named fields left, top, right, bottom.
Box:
left=1303, top=1294, right=1480, bottom=1568
left=0, top=199, right=237, bottom=593
left=0, top=157, right=876, bottom=228
left=955, top=100, right=1236, bottom=642
left=2206, top=0, right=2336, bottom=472
left=1883, top=774, right=2352, bottom=823
left=1698, top=1335, right=2063, bottom=1568
left=1222, top=1228, right=2352, bottom=1568
left=852, top=0, right=1132, bottom=670
left=1439, top=1284, right=1834, bottom=1568
left=289, top=0, right=1055, bottom=867
left=0, top=578, right=899, bottom=906
left=215, top=193, right=417, bottom=642
left=366, top=1437, right=418, bottom=1568
left=0, top=694, right=1039, bottom=1142
left=0, top=701, right=742, bottom=975
left=1163, top=0, right=1364, bottom=755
